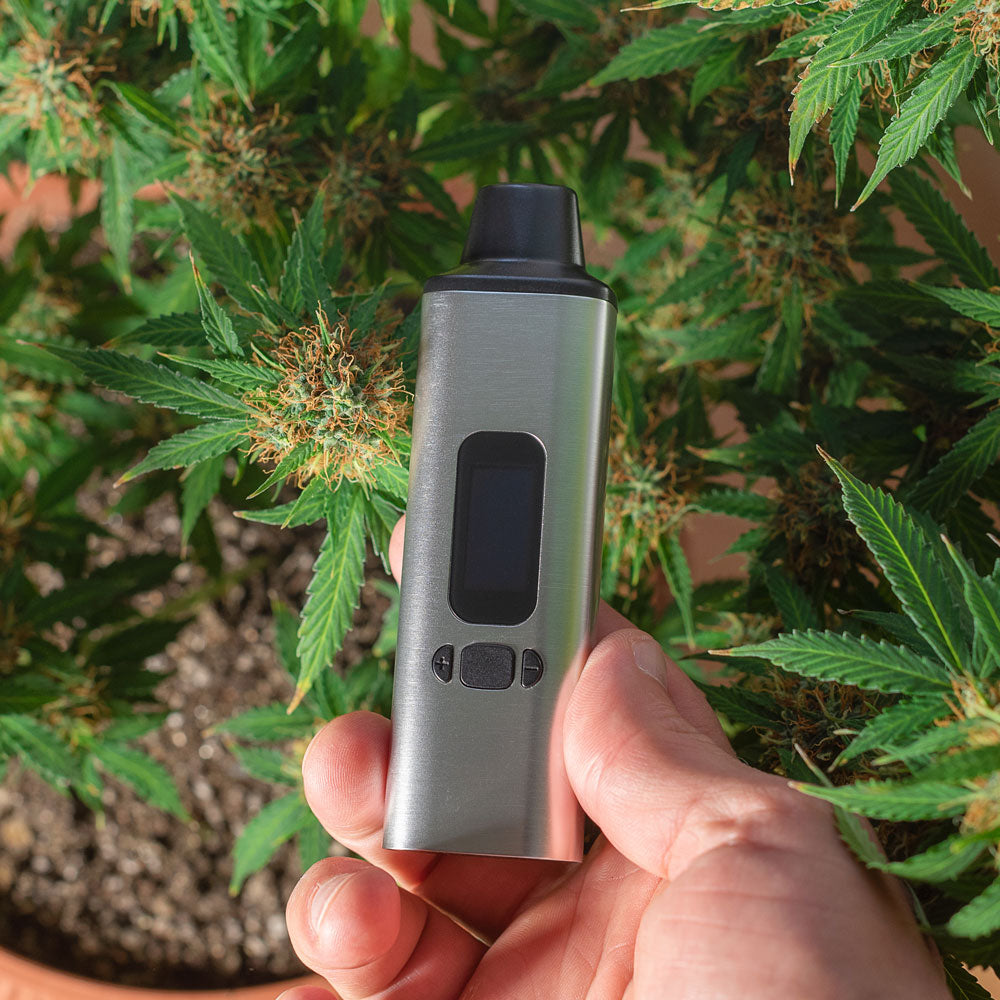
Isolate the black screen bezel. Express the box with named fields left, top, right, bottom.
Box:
left=448, top=430, right=545, bottom=626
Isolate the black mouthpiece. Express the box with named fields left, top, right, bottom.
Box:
left=460, top=184, right=585, bottom=267
left=422, top=182, right=616, bottom=309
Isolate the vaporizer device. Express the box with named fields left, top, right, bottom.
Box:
left=382, top=183, right=618, bottom=861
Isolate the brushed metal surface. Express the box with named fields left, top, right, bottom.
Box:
left=383, top=289, right=617, bottom=861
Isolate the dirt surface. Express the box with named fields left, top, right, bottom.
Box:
left=0, top=486, right=393, bottom=989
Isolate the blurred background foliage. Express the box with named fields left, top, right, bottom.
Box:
left=1, top=0, right=999, bottom=988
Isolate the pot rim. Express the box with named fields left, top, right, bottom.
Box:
left=0, top=941, right=324, bottom=999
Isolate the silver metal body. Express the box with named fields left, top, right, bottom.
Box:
left=383, top=288, right=617, bottom=861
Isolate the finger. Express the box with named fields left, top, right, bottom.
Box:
left=286, top=857, right=485, bottom=1000
left=276, top=989, right=335, bottom=1000
left=564, top=627, right=825, bottom=881
left=303, top=711, right=568, bottom=941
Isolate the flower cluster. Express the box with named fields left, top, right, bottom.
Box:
left=242, top=310, right=412, bottom=491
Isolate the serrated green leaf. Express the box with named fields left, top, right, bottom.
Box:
left=230, top=792, right=311, bottom=893
left=280, top=191, right=332, bottom=317
left=722, top=628, right=951, bottom=692
left=34, top=445, right=100, bottom=512
left=820, top=449, right=968, bottom=671
left=690, top=40, right=746, bottom=109
left=296, top=811, right=330, bottom=871
left=756, top=279, right=802, bottom=396
left=512, top=0, right=599, bottom=29
left=948, top=879, right=1000, bottom=938
left=271, top=598, right=301, bottom=679
left=911, top=744, right=1000, bottom=782
left=101, top=713, right=168, bottom=743
left=229, top=744, right=296, bottom=785
left=0, top=675, right=61, bottom=713
left=788, top=0, right=903, bottom=171
left=189, top=0, right=252, bottom=108
left=173, top=196, right=269, bottom=316
left=918, top=286, right=1000, bottom=326
left=877, top=835, right=985, bottom=882
left=906, top=409, right=1000, bottom=517
left=293, top=484, right=367, bottom=710
left=193, top=262, right=242, bottom=357
left=762, top=566, right=822, bottom=630
left=44, top=347, right=249, bottom=420
left=93, top=619, right=187, bottom=668
left=412, top=122, right=531, bottom=162
left=692, top=488, right=775, bottom=521
left=837, top=696, right=947, bottom=763
left=119, top=420, right=245, bottom=484
left=724, top=524, right=772, bottom=556
left=837, top=12, right=958, bottom=66
left=700, top=683, right=781, bottom=728
left=590, top=21, right=725, bottom=86
left=796, top=777, right=972, bottom=820
left=180, top=452, right=226, bottom=546
left=890, top=170, right=1000, bottom=289
left=236, top=486, right=328, bottom=529
left=658, top=533, right=695, bottom=646
left=831, top=72, right=862, bottom=205
left=101, top=137, right=134, bottom=290
left=941, top=536, right=1000, bottom=676
left=93, top=743, right=189, bottom=819
left=109, top=313, right=207, bottom=349
left=664, top=310, right=770, bottom=367
left=165, top=354, right=280, bottom=392
left=0, top=336, right=81, bottom=383
left=855, top=42, right=983, bottom=206
left=969, top=63, right=999, bottom=146
left=113, top=81, right=179, bottom=135
left=25, top=554, right=177, bottom=627
left=0, top=715, right=80, bottom=788
left=214, top=702, right=315, bottom=740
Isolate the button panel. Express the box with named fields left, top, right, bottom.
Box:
left=432, top=644, right=453, bottom=683
left=521, top=648, right=544, bottom=688
left=431, top=643, right=543, bottom=689
left=460, top=643, right=515, bottom=690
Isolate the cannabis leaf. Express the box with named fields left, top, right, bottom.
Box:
left=230, top=792, right=312, bottom=893
left=818, top=448, right=968, bottom=672
left=293, top=483, right=367, bottom=710
left=796, top=778, right=972, bottom=820
left=44, top=347, right=249, bottom=421
left=92, top=744, right=189, bottom=820
left=590, top=21, right=726, bottom=86
left=788, top=0, right=903, bottom=173
left=855, top=42, right=982, bottom=207
left=918, top=287, right=1000, bottom=327
left=890, top=170, right=1000, bottom=289
left=117, top=420, right=246, bottom=484
left=717, top=629, right=951, bottom=693
left=905, top=410, right=1000, bottom=517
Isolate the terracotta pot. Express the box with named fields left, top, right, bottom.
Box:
left=0, top=944, right=326, bottom=1000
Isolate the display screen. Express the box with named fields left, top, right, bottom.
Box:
left=449, top=431, right=545, bottom=625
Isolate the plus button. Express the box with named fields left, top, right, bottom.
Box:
left=432, top=644, right=454, bottom=683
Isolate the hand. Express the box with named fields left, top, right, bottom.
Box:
left=278, top=515, right=949, bottom=1000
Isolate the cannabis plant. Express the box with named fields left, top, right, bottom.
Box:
left=712, top=451, right=1000, bottom=994
left=2, top=0, right=1000, bottom=987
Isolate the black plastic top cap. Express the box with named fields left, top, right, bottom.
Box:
left=460, top=184, right=585, bottom=268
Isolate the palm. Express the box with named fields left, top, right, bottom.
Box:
left=280, top=516, right=951, bottom=1000
left=446, top=839, right=657, bottom=998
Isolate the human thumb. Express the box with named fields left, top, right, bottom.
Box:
left=563, top=628, right=802, bottom=879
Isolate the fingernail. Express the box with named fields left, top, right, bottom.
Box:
left=309, top=871, right=361, bottom=935
left=632, top=637, right=668, bottom=689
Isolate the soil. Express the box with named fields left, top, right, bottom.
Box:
left=0, top=485, right=393, bottom=989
